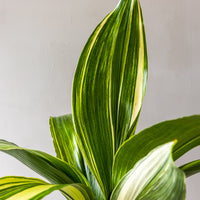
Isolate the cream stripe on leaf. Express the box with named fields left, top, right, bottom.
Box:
left=0, top=176, right=94, bottom=200
left=49, top=114, right=85, bottom=173
left=72, top=0, right=147, bottom=198
left=0, top=140, right=88, bottom=186
left=112, top=115, right=200, bottom=187
left=110, top=142, right=186, bottom=200
left=50, top=114, right=104, bottom=200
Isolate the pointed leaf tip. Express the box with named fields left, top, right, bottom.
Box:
left=72, top=0, right=147, bottom=197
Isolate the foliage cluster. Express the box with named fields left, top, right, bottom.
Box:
left=0, top=0, right=199, bottom=199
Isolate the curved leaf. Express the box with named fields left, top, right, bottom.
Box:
left=112, top=115, right=200, bottom=186
left=50, top=115, right=104, bottom=199
left=72, top=0, right=147, bottom=197
left=0, top=176, right=94, bottom=200
left=110, top=142, right=186, bottom=200
left=0, top=140, right=88, bottom=186
left=180, top=160, right=200, bottom=177
left=50, top=114, right=85, bottom=173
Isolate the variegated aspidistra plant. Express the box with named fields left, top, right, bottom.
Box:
left=0, top=0, right=199, bottom=199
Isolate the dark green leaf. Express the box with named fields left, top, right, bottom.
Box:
left=112, top=115, right=200, bottom=187
left=72, top=0, right=147, bottom=197
left=180, top=160, right=200, bottom=177
left=0, top=140, right=88, bottom=186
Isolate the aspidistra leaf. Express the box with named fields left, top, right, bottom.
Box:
left=49, top=114, right=85, bottom=173
left=112, top=115, right=200, bottom=186
left=180, top=160, right=200, bottom=177
left=0, top=176, right=94, bottom=200
left=0, top=140, right=88, bottom=186
left=50, top=115, right=104, bottom=199
left=111, top=142, right=186, bottom=200
left=72, top=0, right=147, bottom=197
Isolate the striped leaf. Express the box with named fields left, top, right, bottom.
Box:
left=180, top=160, right=200, bottom=177
left=0, top=176, right=94, bottom=200
left=84, top=164, right=104, bottom=200
left=49, top=115, right=104, bottom=199
left=112, top=115, right=200, bottom=186
left=110, top=142, right=186, bottom=200
left=0, top=140, right=88, bottom=186
left=72, top=0, right=147, bottom=197
left=50, top=114, right=85, bottom=173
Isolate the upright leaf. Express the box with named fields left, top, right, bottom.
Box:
left=72, top=0, right=147, bottom=197
left=111, top=142, right=186, bottom=200
left=112, top=115, right=200, bottom=186
left=0, top=140, right=88, bottom=186
left=50, top=114, right=85, bottom=173
left=0, top=176, right=94, bottom=200
left=50, top=115, right=104, bottom=199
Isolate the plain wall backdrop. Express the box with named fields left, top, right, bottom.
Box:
left=0, top=0, right=199, bottom=199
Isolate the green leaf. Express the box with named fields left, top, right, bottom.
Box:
left=0, top=176, right=94, bottom=200
left=180, top=160, right=200, bottom=177
left=0, top=140, right=88, bottom=186
left=49, top=114, right=85, bottom=173
left=72, top=0, right=147, bottom=197
left=49, top=115, right=104, bottom=199
left=112, top=115, right=200, bottom=186
left=110, top=142, right=186, bottom=200
left=84, top=164, right=104, bottom=200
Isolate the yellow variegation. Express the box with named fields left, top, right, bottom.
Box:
left=50, top=114, right=104, bottom=200
left=0, top=0, right=199, bottom=199
left=0, top=176, right=93, bottom=200
left=50, top=114, right=85, bottom=173
left=112, top=115, right=200, bottom=187
left=0, top=140, right=89, bottom=185
left=111, top=142, right=186, bottom=200
left=72, top=0, right=147, bottom=197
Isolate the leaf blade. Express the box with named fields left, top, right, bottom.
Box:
left=0, top=140, right=88, bottom=186
left=0, top=176, right=94, bottom=200
left=50, top=114, right=104, bottom=199
left=180, top=160, right=200, bottom=177
left=50, top=114, right=85, bottom=173
left=112, top=115, right=200, bottom=187
left=111, top=142, right=186, bottom=200
left=72, top=0, right=147, bottom=197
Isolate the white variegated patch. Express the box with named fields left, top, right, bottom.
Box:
left=111, top=141, right=185, bottom=200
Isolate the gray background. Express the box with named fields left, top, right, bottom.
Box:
left=0, top=0, right=199, bottom=199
